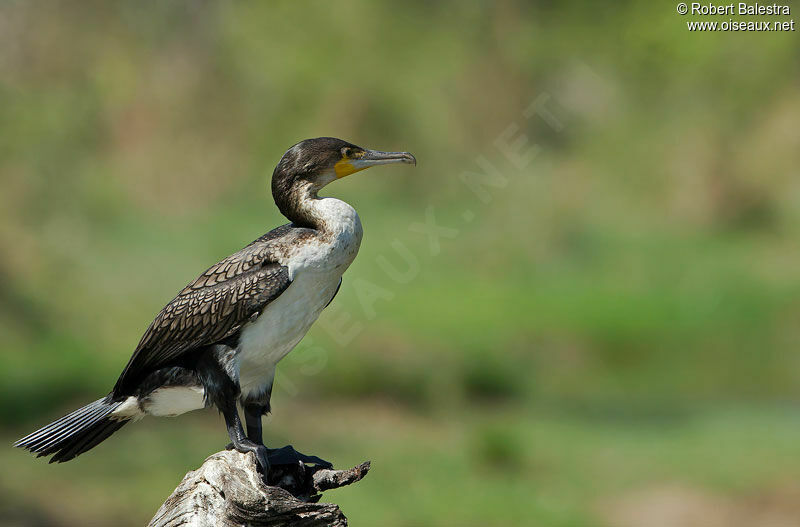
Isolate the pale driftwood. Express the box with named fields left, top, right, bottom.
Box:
left=148, top=450, right=370, bottom=527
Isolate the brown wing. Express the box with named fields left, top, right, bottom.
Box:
left=112, top=225, right=299, bottom=395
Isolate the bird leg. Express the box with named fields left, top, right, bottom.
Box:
left=195, top=346, right=270, bottom=473
left=221, top=401, right=269, bottom=475
left=243, top=402, right=267, bottom=445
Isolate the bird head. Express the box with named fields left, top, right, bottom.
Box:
left=271, top=137, right=416, bottom=226
left=272, top=137, right=416, bottom=194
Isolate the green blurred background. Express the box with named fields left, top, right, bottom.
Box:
left=1, top=2, right=799, bottom=526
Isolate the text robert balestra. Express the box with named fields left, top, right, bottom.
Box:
left=690, top=3, right=790, bottom=15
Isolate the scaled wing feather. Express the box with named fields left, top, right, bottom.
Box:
left=112, top=226, right=297, bottom=395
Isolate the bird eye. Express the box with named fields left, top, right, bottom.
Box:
left=341, top=147, right=352, bottom=158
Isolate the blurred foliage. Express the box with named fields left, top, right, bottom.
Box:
left=1, top=1, right=799, bottom=526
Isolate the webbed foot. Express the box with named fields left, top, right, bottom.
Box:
left=267, top=445, right=333, bottom=468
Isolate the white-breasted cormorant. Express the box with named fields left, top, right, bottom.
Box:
left=14, top=137, right=416, bottom=475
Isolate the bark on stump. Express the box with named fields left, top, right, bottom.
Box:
left=148, top=450, right=370, bottom=526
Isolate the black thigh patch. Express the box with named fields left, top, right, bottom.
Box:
left=193, top=344, right=239, bottom=411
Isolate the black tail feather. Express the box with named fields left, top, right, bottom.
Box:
left=28, top=403, right=110, bottom=452
left=19, top=399, right=110, bottom=452
left=14, top=397, right=130, bottom=463
left=50, top=418, right=126, bottom=463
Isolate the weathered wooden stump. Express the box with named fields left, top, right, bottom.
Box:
left=149, top=450, right=370, bottom=526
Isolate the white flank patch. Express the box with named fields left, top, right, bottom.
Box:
left=144, top=386, right=206, bottom=417
left=110, top=396, right=145, bottom=421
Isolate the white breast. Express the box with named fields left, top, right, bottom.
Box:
left=235, top=197, right=362, bottom=400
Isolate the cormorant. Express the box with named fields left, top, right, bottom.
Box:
left=14, top=137, right=416, bottom=475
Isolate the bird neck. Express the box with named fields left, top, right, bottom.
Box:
left=275, top=181, right=352, bottom=234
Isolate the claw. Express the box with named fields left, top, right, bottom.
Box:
left=229, top=438, right=270, bottom=475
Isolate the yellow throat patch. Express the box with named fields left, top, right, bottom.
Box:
left=334, top=155, right=366, bottom=179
